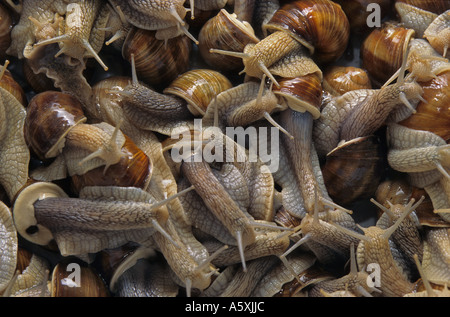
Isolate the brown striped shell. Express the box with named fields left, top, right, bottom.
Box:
left=272, top=72, right=322, bottom=119
left=122, top=27, right=192, bottom=88
left=163, top=68, right=233, bottom=116
left=361, top=22, right=415, bottom=87
left=24, top=91, right=87, bottom=161
left=263, top=0, right=350, bottom=64
left=198, top=9, right=259, bottom=72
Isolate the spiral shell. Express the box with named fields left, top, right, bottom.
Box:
left=272, top=72, right=322, bottom=119
left=198, top=9, right=259, bottom=72
left=24, top=91, right=87, bottom=160
left=122, top=27, right=192, bottom=87
left=163, top=68, right=233, bottom=116
left=323, top=66, right=372, bottom=96
left=322, top=135, right=386, bottom=206
left=263, top=0, right=350, bottom=64
left=361, top=22, right=415, bottom=86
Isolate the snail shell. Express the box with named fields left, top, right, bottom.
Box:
left=0, top=68, right=27, bottom=106
left=361, top=22, right=415, bottom=87
left=122, top=27, right=192, bottom=88
left=263, top=0, right=350, bottom=64
left=51, top=261, right=109, bottom=297
left=322, top=136, right=386, bottom=206
left=323, top=66, right=372, bottom=96
left=70, top=134, right=153, bottom=194
left=198, top=9, right=259, bottom=72
left=163, top=68, right=233, bottom=116
left=272, top=72, right=322, bottom=118
left=24, top=91, right=87, bottom=161
left=398, top=70, right=450, bottom=143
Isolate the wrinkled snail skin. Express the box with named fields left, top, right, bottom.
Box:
left=12, top=182, right=176, bottom=257
left=387, top=125, right=449, bottom=174
left=421, top=227, right=450, bottom=285
left=113, top=258, right=179, bottom=297
left=4, top=251, right=51, bottom=297
left=0, top=201, right=17, bottom=294
left=313, top=80, right=424, bottom=157
left=108, top=0, right=197, bottom=42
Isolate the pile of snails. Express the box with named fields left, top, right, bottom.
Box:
left=0, top=0, right=449, bottom=297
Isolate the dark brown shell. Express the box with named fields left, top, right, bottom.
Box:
left=398, top=70, right=450, bottom=143
left=122, top=27, right=192, bottom=88
left=322, top=135, right=386, bottom=206
left=198, top=9, right=259, bottom=72
left=70, top=134, right=152, bottom=194
left=24, top=91, right=87, bottom=161
left=272, top=72, right=322, bottom=119
left=264, top=0, right=350, bottom=64
left=361, top=22, right=415, bottom=87
left=395, top=0, right=450, bottom=14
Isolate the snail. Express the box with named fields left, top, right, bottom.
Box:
left=12, top=181, right=192, bottom=256
left=308, top=244, right=379, bottom=297
left=423, top=10, right=450, bottom=58
left=107, top=0, right=198, bottom=43
left=32, top=0, right=110, bottom=71
left=321, top=135, right=386, bottom=206
left=121, top=26, right=192, bottom=88
left=201, top=256, right=279, bottom=297
left=331, top=196, right=425, bottom=296
left=2, top=249, right=51, bottom=297
left=263, top=0, right=350, bottom=64
left=198, top=8, right=259, bottom=72
left=24, top=90, right=153, bottom=193
left=361, top=22, right=415, bottom=87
